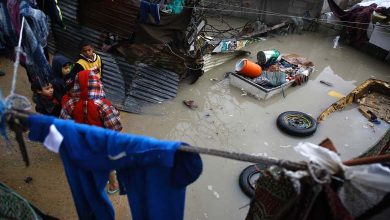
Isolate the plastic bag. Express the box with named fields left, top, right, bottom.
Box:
left=294, top=142, right=390, bottom=192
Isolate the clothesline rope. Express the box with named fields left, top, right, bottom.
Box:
left=200, top=0, right=381, bottom=26
left=8, top=16, right=25, bottom=99
left=5, top=16, right=31, bottom=111
left=190, top=5, right=390, bottom=35
left=139, top=0, right=390, bottom=34
left=144, top=0, right=390, bottom=35
left=5, top=109, right=390, bottom=171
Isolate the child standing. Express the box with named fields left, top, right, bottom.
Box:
left=71, top=40, right=103, bottom=79
left=60, top=70, right=122, bottom=193
left=51, top=54, right=73, bottom=102
left=31, top=81, right=62, bottom=117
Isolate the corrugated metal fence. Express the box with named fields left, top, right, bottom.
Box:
left=48, top=0, right=179, bottom=113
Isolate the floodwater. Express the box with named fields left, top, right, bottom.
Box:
left=122, top=30, right=390, bottom=220
left=1, top=28, right=389, bottom=219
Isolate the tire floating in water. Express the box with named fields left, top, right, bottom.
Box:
left=239, top=164, right=269, bottom=198
left=276, top=111, right=317, bottom=137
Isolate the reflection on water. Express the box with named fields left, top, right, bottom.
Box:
left=119, top=30, right=389, bottom=220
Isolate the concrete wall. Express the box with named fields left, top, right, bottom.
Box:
left=209, top=0, right=325, bottom=24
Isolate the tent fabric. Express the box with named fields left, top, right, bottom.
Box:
left=133, top=8, right=193, bottom=48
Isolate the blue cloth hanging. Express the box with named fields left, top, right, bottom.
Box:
left=28, top=115, right=203, bottom=220
left=139, top=0, right=161, bottom=25
left=0, top=89, right=10, bottom=144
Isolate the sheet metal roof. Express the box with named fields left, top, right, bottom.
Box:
left=48, top=0, right=181, bottom=113
left=78, top=0, right=138, bottom=39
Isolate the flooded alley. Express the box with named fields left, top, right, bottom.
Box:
left=1, top=0, right=390, bottom=219
left=1, top=28, right=389, bottom=219
left=123, top=30, right=390, bottom=220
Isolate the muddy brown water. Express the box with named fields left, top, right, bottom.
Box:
left=1, top=29, right=389, bottom=219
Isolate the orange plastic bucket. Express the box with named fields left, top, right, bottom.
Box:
left=235, top=59, right=262, bottom=78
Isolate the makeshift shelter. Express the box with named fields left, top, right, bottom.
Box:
left=47, top=0, right=205, bottom=113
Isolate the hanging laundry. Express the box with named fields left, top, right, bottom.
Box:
left=7, top=0, right=22, bottom=37
left=28, top=115, right=203, bottom=220
left=165, top=0, right=184, bottom=14
left=36, top=0, right=65, bottom=27
left=139, top=0, right=161, bottom=25
left=0, top=89, right=10, bottom=144
left=20, top=0, right=50, bottom=47
left=326, top=0, right=378, bottom=46
left=0, top=1, right=17, bottom=49
left=18, top=0, right=52, bottom=83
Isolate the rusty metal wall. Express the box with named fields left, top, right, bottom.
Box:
left=78, top=0, right=138, bottom=39
left=48, top=0, right=180, bottom=113
left=101, top=54, right=179, bottom=113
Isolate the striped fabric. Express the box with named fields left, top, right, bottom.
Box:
left=60, top=71, right=122, bottom=131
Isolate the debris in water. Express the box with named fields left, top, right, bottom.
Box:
left=367, top=110, right=381, bottom=125
left=183, top=100, right=198, bottom=109
left=367, top=122, right=374, bottom=128
left=213, top=191, right=220, bottom=199
left=344, top=144, right=350, bottom=147
left=333, top=35, right=340, bottom=48
left=280, top=145, right=291, bottom=148
left=210, top=78, right=219, bottom=81
left=345, top=117, right=348, bottom=120
left=241, top=88, right=248, bottom=96
left=264, top=142, right=269, bottom=146
left=24, top=176, right=33, bottom=184
left=328, top=90, right=345, bottom=99
left=320, top=80, right=333, bottom=87
left=251, top=152, right=268, bottom=157
left=207, top=185, right=213, bottom=191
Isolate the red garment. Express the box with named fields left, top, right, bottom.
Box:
left=61, top=92, right=71, bottom=106
left=327, top=0, right=378, bottom=46
left=60, top=70, right=122, bottom=131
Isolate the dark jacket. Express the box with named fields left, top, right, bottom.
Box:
left=33, top=93, right=61, bottom=117
left=51, top=54, right=73, bottom=101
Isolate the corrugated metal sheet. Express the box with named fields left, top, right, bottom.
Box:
left=78, top=0, right=138, bottom=39
left=57, top=0, right=78, bottom=21
left=101, top=54, right=179, bottom=113
left=48, top=0, right=181, bottom=113
left=119, top=44, right=193, bottom=76
left=203, top=51, right=248, bottom=72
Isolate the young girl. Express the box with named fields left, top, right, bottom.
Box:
left=51, top=54, right=74, bottom=103
left=60, top=70, right=122, bottom=194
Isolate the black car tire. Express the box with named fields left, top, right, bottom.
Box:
left=276, top=111, right=317, bottom=137
left=239, top=164, right=269, bottom=198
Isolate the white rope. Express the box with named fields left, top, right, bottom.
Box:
left=9, top=16, right=25, bottom=98
left=200, top=0, right=382, bottom=26
left=5, top=16, right=31, bottom=111
left=138, top=0, right=390, bottom=35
